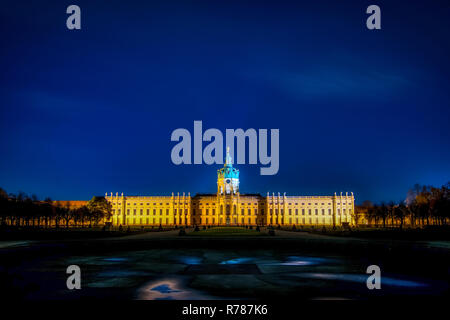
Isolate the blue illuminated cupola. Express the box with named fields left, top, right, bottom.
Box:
left=217, top=147, right=240, bottom=194
left=219, top=147, right=239, bottom=179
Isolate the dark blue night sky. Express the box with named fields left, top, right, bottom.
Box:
left=1, top=0, right=449, bottom=203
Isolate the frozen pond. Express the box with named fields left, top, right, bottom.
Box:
left=1, top=245, right=445, bottom=300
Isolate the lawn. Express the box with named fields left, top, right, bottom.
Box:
left=187, top=227, right=266, bottom=236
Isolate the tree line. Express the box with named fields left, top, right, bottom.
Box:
left=0, top=188, right=112, bottom=228
left=1, top=183, right=448, bottom=229
left=359, top=183, right=450, bottom=228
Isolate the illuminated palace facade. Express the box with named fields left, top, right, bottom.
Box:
left=106, top=150, right=355, bottom=227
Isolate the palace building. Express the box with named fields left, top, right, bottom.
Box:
left=106, top=149, right=355, bottom=227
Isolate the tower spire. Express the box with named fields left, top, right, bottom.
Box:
left=225, top=146, right=232, bottom=166
left=217, top=146, right=239, bottom=195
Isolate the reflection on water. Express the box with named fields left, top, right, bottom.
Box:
left=218, top=255, right=328, bottom=266
left=178, top=256, right=202, bottom=265
left=98, top=270, right=150, bottom=277
left=220, top=258, right=253, bottom=264
left=93, top=251, right=435, bottom=299
left=103, top=257, right=128, bottom=262
left=275, top=256, right=329, bottom=266
left=136, top=278, right=215, bottom=300
left=151, top=284, right=181, bottom=294
left=293, top=273, right=428, bottom=288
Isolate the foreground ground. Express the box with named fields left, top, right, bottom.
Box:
left=0, top=227, right=448, bottom=300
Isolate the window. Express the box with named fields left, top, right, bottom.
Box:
left=302, top=209, right=305, bottom=215
left=166, top=209, right=169, bottom=215
left=153, top=209, right=156, bottom=215
left=159, top=209, right=162, bottom=215
left=295, top=209, right=298, bottom=215
left=241, top=209, right=245, bottom=215
left=289, top=209, right=292, bottom=215
left=322, top=209, right=325, bottom=215
left=315, top=209, right=318, bottom=215
left=308, top=209, right=311, bottom=215
left=146, top=209, right=149, bottom=215
left=248, top=209, right=251, bottom=215
left=328, top=209, right=331, bottom=215
left=127, top=209, right=130, bottom=215
left=133, top=209, right=136, bottom=215
left=140, top=209, right=143, bottom=215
